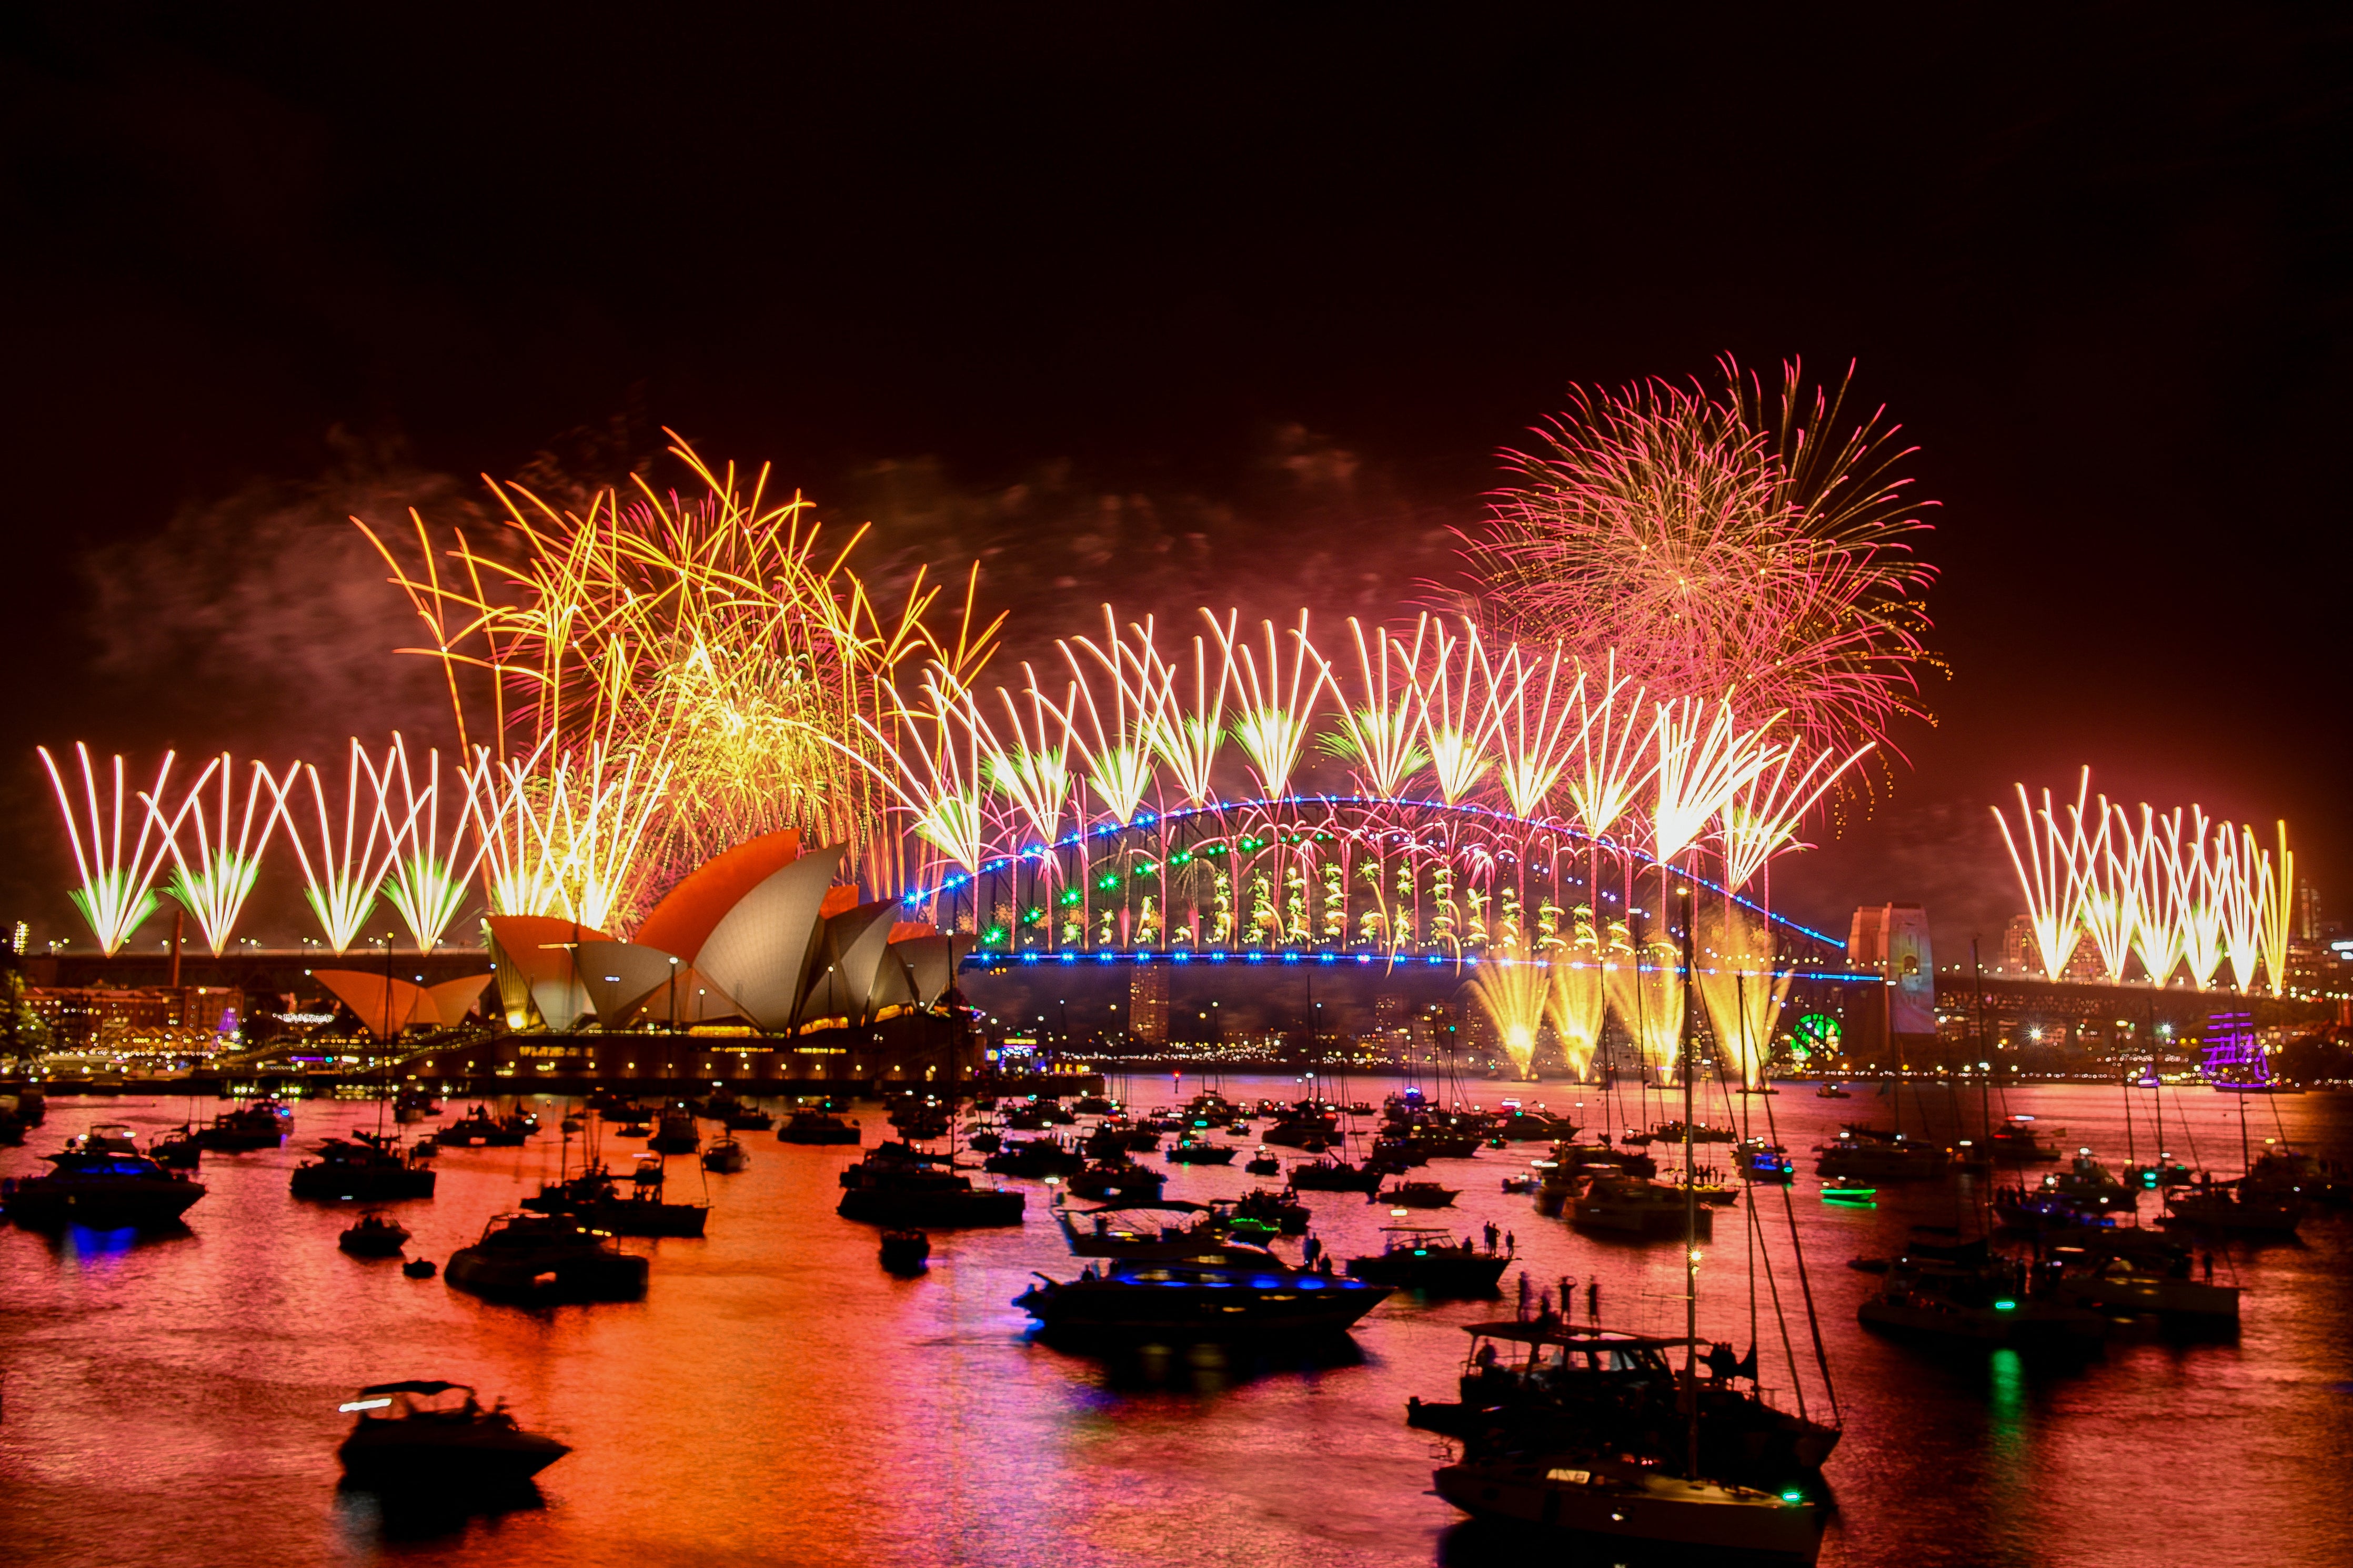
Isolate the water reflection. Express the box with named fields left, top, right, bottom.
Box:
left=335, top=1480, right=547, bottom=1546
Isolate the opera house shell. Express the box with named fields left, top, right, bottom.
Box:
left=475, top=831, right=961, bottom=1035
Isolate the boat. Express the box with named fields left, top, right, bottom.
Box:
left=649, top=1106, right=701, bottom=1155
left=1286, top=1157, right=1381, bottom=1192
left=290, top=1132, right=438, bottom=1201
left=1814, top=1084, right=1851, bottom=1099
left=702, top=1136, right=751, bottom=1174
left=193, top=1100, right=291, bottom=1152
left=1262, top=1101, right=1341, bottom=1149
left=1819, top=1178, right=1878, bottom=1206
left=1432, top=1454, right=1821, bottom=1561
left=984, top=1136, right=1088, bottom=1177
left=1814, top=1125, right=1950, bottom=1182
left=615, top=1119, right=652, bottom=1138
left=1013, top=1255, right=1392, bottom=1342
left=434, top=1105, right=501, bottom=1147
left=1988, top=1115, right=2064, bottom=1163
left=403, top=1258, right=437, bottom=1279
left=151, top=1125, right=202, bottom=1169
left=1372, top=1179, right=1459, bottom=1208
left=1243, top=1148, right=1282, bottom=1176
left=778, top=1109, right=862, bottom=1145
left=1063, top=1159, right=1167, bottom=1201
left=1345, top=1227, right=1511, bottom=1294
left=339, top=1212, right=413, bottom=1257
left=2036, top=1150, right=2136, bottom=1211
left=1856, top=1231, right=2103, bottom=1349
left=1645, top=1120, right=1738, bottom=1146
left=521, top=1159, right=710, bottom=1237
left=1231, top=1186, right=1310, bottom=1235
left=1162, top=1136, right=1237, bottom=1166
left=444, top=1212, right=649, bottom=1303
left=2160, top=1179, right=2302, bottom=1237
left=2, top=1145, right=207, bottom=1228
left=836, top=1141, right=1025, bottom=1227
left=336, top=1381, right=570, bottom=1488
left=2047, top=1241, right=2240, bottom=1321
left=393, top=1088, right=439, bottom=1125
left=880, top=1229, right=931, bottom=1272
left=1738, top=1139, right=1795, bottom=1184
left=1571, top=1174, right=1713, bottom=1239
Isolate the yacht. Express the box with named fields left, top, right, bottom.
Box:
left=1014, top=1255, right=1391, bottom=1341
left=1856, top=1231, right=2103, bottom=1349
left=837, top=1141, right=1024, bottom=1226
left=339, top=1212, right=413, bottom=1257
left=1814, top=1126, right=1950, bottom=1182
left=1344, top=1228, right=1511, bottom=1294
left=1570, top=1174, right=1713, bottom=1240
left=194, top=1100, right=292, bottom=1152
left=1371, top=1179, right=1460, bottom=1208
left=336, top=1381, right=569, bottom=1487
left=777, top=1109, right=862, bottom=1145
left=444, top=1212, right=649, bottom=1303
left=290, top=1132, right=438, bottom=1201
left=702, top=1136, right=751, bottom=1174
left=1432, top=1454, right=1820, bottom=1562
left=3, top=1144, right=207, bottom=1228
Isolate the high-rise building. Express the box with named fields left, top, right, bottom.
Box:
left=2002, top=915, right=2039, bottom=976
left=1128, top=964, right=1170, bottom=1046
left=8, top=920, right=25, bottom=956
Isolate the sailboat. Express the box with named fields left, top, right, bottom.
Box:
left=1431, top=884, right=1825, bottom=1561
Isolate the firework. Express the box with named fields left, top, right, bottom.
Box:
left=2125, top=805, right=2188, bottom=987
left=1694, top=907, right=1794, bottom=1090
left=1648, top=696, right=1777, bottom=866
left=462, top=740, right=565, bottom=918
left=2259, top=823, right=2292, bottom=998
left=273, top=739, right=402, bottom=953
left=1461, top=358, right=1936, bottom=762
left=147, top=754, right=289, bottom=956
left=1320, top=614, right=1431, bottom=798
left=1603, top=916, right=1685, bottom=1079
left=1215, top=610, right=1331, bottom=798
left=978, top=665, right=1077, bottom=848
left=1718, top=740, right=1871, bottom=894
left=1147, top=612, right=1232, bottom=807
left=373, top=734, right=485, bottom=950
left=357, top=434, right=998, bottom=919
left=1488, top=640, right=1583, bottom=821
left=1543, top=908, right=1606, bottom=1079
left=1560, top=653, right=1657, bottom=848
left=1414, top=619, right=1501, bottom=805
left=1993, top=775, right=2084, bottom=983
left=1059, top=608, right=1173, bottom=826
left=1465, top=940, right=1547, bottom=1078
left=39, top=745, right=178, bottom=955
left=2215, top=825, right=2265, bottom=994
left=860, top=667, right=990, bottom=878
left=2063, top=790, right=2135, bottom=983
left=2176, top=807, right=2227, bottom=990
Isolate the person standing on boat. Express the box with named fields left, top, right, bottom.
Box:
left=1303, top=1233, right=1322, bottom=1268
left=1483, top=1220, right=1500, bottom=1252
left=1586, top=1274, right=1600, bottom=1323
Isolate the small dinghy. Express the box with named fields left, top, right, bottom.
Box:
left=880, top=1229, right=931, bottom=1272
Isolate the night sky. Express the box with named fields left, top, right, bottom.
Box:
left=2, top=4, right=2345, bottom=954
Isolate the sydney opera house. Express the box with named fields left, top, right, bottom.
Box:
left=304, top=832, right=964, bottom=1082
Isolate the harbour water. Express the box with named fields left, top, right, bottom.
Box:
left=3, top=1077, right=2347, bottom=1568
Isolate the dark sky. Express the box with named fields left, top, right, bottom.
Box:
left=1, top=3, right=2346, bottom=955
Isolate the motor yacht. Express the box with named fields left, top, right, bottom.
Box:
left=1014, top=1255, right=1391, bottom=1342
left=336, top=1381, right=569, bottom=1488
left=444, top=1212, right=649, bottom=1303
left=3, top=1145, right=207, bottom=1228
left=1345, top=1227, right=1510, bottom=1294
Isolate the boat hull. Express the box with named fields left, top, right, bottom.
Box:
left=1858, top=1297, right=2104, bottom=1348
left=4, top=1177, right=205, bottom=1229
left=1345, top=1252, right=1509, bottom=1294
left=837, top=1188, right=1025, bottom=1227
left=1434, top=1461, right=1821, bottom=1561
left=444, top=1247, right=649, bottom=1304
left=1016, top=1275, right=1390, bottom=1341
left=338, top=1423, right=570, bottom=1488
left=292, top=1165, right=437, bottom=1201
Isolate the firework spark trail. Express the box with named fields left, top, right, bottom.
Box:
left=1487, top=639, right=1584, bottom=821
left=2176, top=806, right=2227, bottom=990
left=375, top=734, right=485, bottom=949
left=1460, top=358, right=1936, bottom=765
left=1648, top=696, right=1778, bottom=865
left=1602, top=916, right=1685, bottom=1080
left=2259, top=823, right=2292, bottom=998
left=1465, top=938, right=1547, bottom=1078
left=39, top=745, right=179, bottom=956
left=858, top=667, right=990, bottom=879
left=2126, top=804, right=2188, bottom=988
left=1148, top=612, right=1234, bottom=807
left=1694, top=906, right=1793, bottom=1089
left=1414, top=619, right=1502, bottom=805
left=1060, top=608, right=1172, bottom=826
left=2064, top=787, right=2135, bottom=983
left=1320, top=614, right=1431, bottom=798
left=1994, top=775, right=2085, bottom=983
left=1560, top=653, right=1658, bottom=854
left=273, top=739, right=403, bottom=953
left=547, top=742, right=673, bottom=934
left=1214, top=610, right=1332, bottom=799
left=2214, top=823, right=2264, bottom=994
left=462, top=740, right=564, bottom=918
left=1543, top=907, right=1606, bottom=1079
left=1718, top=741, right=1872, bottom=894
left=978, top=664, right=1076, bottom=849
left=146, top=753, right=288, bottom=957
left=356, top=433, right=1000, bottom=917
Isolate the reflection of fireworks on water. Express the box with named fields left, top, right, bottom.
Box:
left=39, top=744, right=179, bottom=956
left=1462, top=359, right=1935, bottom=763
left=1997, top=771, right=2294, bottom=994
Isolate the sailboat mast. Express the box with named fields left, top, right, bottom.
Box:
left=1677, top=871, right=1699, bottom=1481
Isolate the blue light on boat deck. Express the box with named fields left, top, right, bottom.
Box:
left=1249, top=1276, right=1282, bottom=1289
left=1296, top=1277, right=1325, bottom=1289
